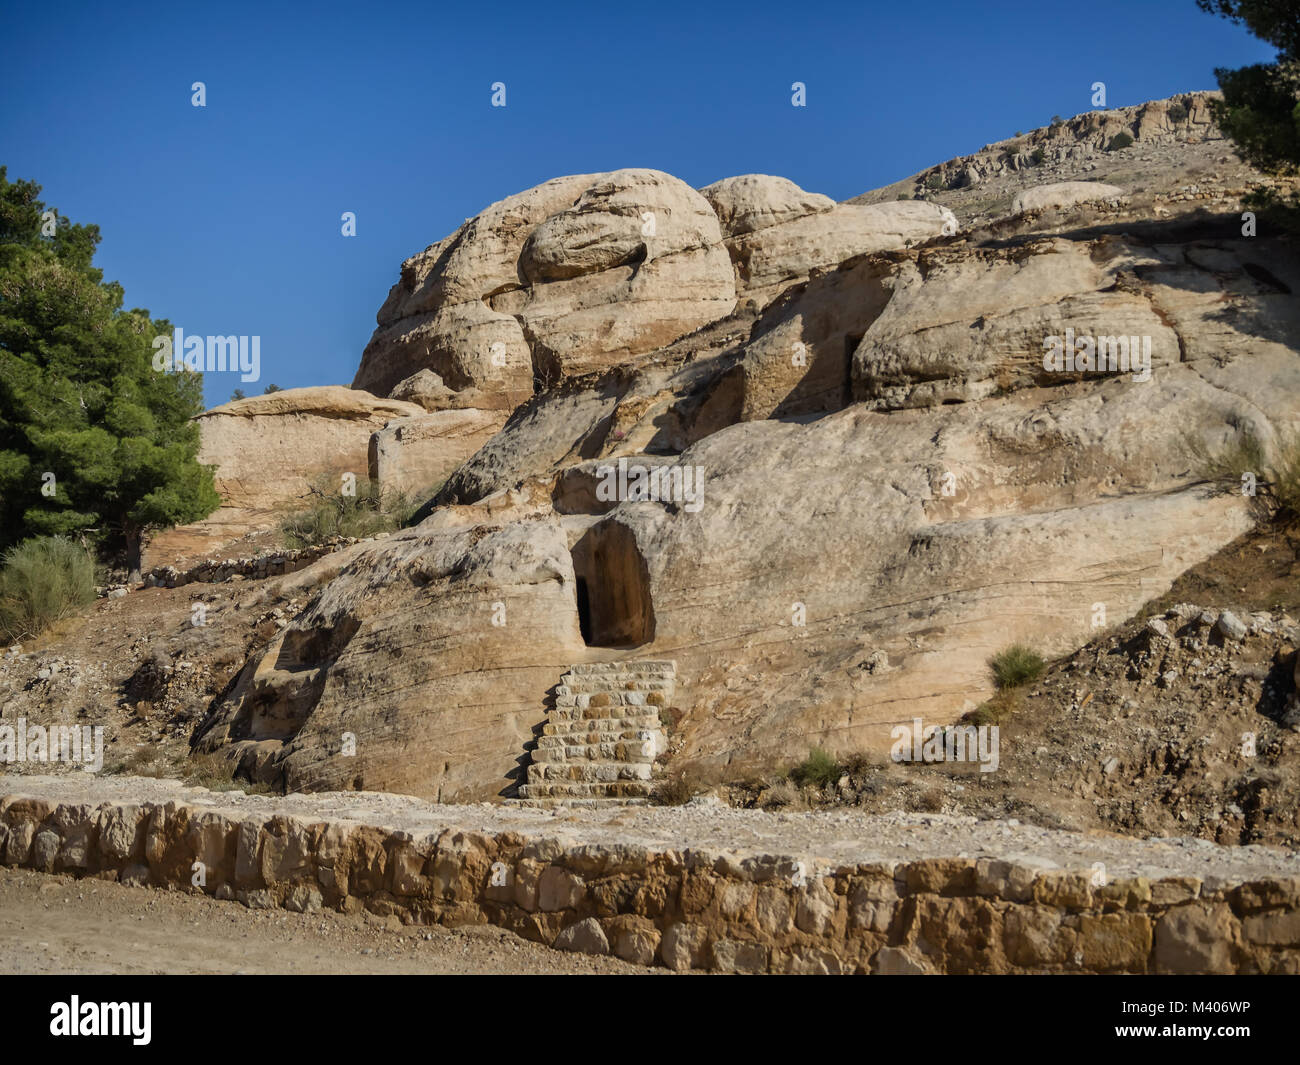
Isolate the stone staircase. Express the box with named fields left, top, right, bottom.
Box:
left=515, top=660, right=675, bottom=805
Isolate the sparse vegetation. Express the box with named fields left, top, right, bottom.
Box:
left=185, top=752, right=271, bottom=793
left=1167, top=102, right=1188, bottom=123
left=279, top=475, right=416, bottom=548
left=1107, top=131, right=1135, bottom=152
left=1030, top=146, right=1046, bottom=166
left=650, top=770, right=697, bottom=806
left=757, top=780, right=802, bottom=809
left=989, top=644, right=1046, bottom=690
left=790, top=746, right=842, bottom=788
left=1188, top=426, right=1300, bottom=518
left=962, top=689, right=1022, bottom=727
left=925, top=174, right=944, bottom=191
left=0, top=536, right=96, bottom=642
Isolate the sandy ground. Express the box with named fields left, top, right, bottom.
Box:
left=0, top=867, right=657, bottom=975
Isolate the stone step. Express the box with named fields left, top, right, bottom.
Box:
left=557, top=678, right=674, bottom=696
left=517, top=779, right=655, bottom=799
left=554, top=693, right=671, bottom=714
left=538, top=721, right=659, bottom=742
left=549, top=703, right=666, bottom=722
left=538, top=733, right=660, bottom=759
left=533, top=740, right=657, bottom=764
left=515, top=660, right=676, bottom=805
left=506, top=796, right=651, bottom=809
left=566, top=661, right=676, bottom=676
left=527, top=760, right=652, bottom=784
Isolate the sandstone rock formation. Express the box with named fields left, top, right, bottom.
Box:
left=192, top=497, right=589, bottom=799
left=367, top=407, right=507, bottom=497
left=188, top=98, right=1300, bottom=805
left=195, top=387, right=426, bottom=512
left=352, top=169, right=737, bottom=403
left=702, top=175, right=956, bottom=305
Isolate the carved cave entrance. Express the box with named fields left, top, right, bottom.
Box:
left=571, top=523, right=655, bottom=648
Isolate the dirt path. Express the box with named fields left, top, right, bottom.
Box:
left=0, top=868, right=657, bottom=975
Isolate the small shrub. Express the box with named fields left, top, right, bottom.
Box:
left=791, top=746, right=842, bottom=788
left=1107, top=131, right=1134, bottom=152
left=841, top=751, right=874, bottom=776
left=279, top=475, right=414, bottom=549
left=185, top=752, right=270, bottom=793
left=1167, top=102, right=1188, bottom=123
left=1189, top=427, right=1300, bottom=517
left=925, top=174, right=944, bottom=191
left=758, top=781, right=802, bottom=810
left=989, top=644, right=1045, bottom=690
left=962, top=689, right=1021, bottom=726
left=651, top=770, right=696, bottom=806
left=1030, top=146, right=1046, bottom=166
left=0, top=536, right=96, bottom=642
left=917, top=786, right=947, bottom=813
left=1050, top=114, right=1063, bottom=127
left=1272, top=437, right=1300, bottom=517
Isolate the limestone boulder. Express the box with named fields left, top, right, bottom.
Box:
left=1011, top=181, right=1125, bottom=216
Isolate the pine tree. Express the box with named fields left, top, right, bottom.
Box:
left=1198, top=1, right=1300, bottom=222
left=0, top=167, right=219, bottom=574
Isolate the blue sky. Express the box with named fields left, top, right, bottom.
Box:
left=0, top=0, right=1275, bottom=407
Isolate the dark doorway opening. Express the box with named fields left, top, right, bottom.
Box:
left=844, top=332, right=865, bottom=407
left=571, top=522, right=655, bottom=647
left=575, top=576, right=593, bottom=644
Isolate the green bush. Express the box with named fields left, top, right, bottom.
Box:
left=1167, top=102, right=1188, bottom=123
left=791, top=746, right=842, bottom=788
left=925, top=174, right=944, bottom=190
left=279, top=475, right=415, bottom=549
left=1030, top=146, right=1046, bottom=166
left=989, top=644, right=1045, bottom=690
left=0, top=536, right=96, bottom=642
left=1107, top=131, right=1134, bottom=152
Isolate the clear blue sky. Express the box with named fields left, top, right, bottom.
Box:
left=0, top=0, right=1275, bottom=407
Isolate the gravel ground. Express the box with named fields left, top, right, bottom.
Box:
left=5, top=774, right=1300, bottom=884
left=0, top=867, right=657, bottom=975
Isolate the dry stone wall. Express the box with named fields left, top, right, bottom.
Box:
left=2, top=789, right=1297, bottom=974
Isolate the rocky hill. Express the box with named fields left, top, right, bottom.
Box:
left=5, top=95, right=1298, bottom=820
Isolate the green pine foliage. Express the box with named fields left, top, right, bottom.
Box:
left=0, top=167, right=219, bottom=571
